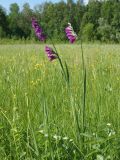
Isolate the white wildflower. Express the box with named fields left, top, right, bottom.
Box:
left=39, top=130, right=44, bottom=134
left=44, top=134, right=48, bottom=137
left=53, top=134, right=61, bottom=140
left=108, top=130, right=115, bottom=137
left=69, top=139, right=73, bottom=142
left=63, top=137, right=69, bottom=140
left=107, top=123, right=111, bottom=126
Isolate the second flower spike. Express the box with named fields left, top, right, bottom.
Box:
left=65, top=23, right=77, bottom=43
left=45, top=46, right=57, bottom=61
left=32, top=18, right=46, bottom=41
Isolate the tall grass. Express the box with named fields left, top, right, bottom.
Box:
left=0, top=44, right=120, bottom=159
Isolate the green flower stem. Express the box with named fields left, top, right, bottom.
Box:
left=80, top=37, right=87, bottom=137
left=50, top=38, right=69, bottom=83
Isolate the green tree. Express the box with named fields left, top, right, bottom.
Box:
left=19, top=3, right=33, bottom=38
left=81, top=1, right=101, bottom=40
left=82, top=23, right=94, bottom=41
left=111, top=1, right=120, bottom=42
left=101, top=0, right=114, bottom=24
left=8, top=3, right=22, bottom=38
left=97, top=18, right=112, bottom=42
left=0, top=6, right=8, bottom=38
left=0, top=0, right=120, bottom=43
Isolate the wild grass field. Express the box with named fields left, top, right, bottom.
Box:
left=0, top=44, right=120, bottom=160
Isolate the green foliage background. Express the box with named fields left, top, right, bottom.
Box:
left=0, top=0, right=120, bottom=42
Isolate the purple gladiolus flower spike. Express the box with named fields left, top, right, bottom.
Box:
left=65, top=23, right=77, bottom=43
left=45, top=46, right=57, bottom=61
left=32, top=18, right=46, bottom=41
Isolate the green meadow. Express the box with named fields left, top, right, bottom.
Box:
left=0, top=44, right=120, bottom=159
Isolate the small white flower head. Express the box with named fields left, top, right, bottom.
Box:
left=53, top=134, right=61, bottom=140
left=53, top=134, right=58, bottom=140
left=108, top=130, right=115, bottom=137
left=96, top=154, right=104, bottom=160
left=39, top=130, right=44, bottom=134
left=44, top=134, right=48, bottom=138
left=92, top=133, right=96, bottom=136
left=107, top=123, right=111, bottom=126
left=69, top=139, right=73, bottom=142
left=68, top=22, right=71, bottom=26
left=63, top=137, right=69, bottom=140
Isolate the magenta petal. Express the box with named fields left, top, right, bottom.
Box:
left=45, top=46, right=57, bottom=61
left=65, top=28, right=72, bottom=32
left=70, top=39, right=75, bottom=43
left=32, top=18, right=46, bottom=41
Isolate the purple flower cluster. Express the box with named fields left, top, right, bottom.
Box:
left=65, top=23, right=77, bottom=43
left=32, top=18, right=46, bottom=41
left=45, top=46, right=57, bottom=61
left=32, top=18, right=77, bottom=62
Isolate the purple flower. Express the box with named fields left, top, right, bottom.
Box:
left=45, top=46, right=57, bottom=61
left=32, top=18, right=46, bottom=41
left=65, top=23, right=77, bottom=43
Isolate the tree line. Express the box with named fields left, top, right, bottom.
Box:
left=0, top=0, right=120, bottom=43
